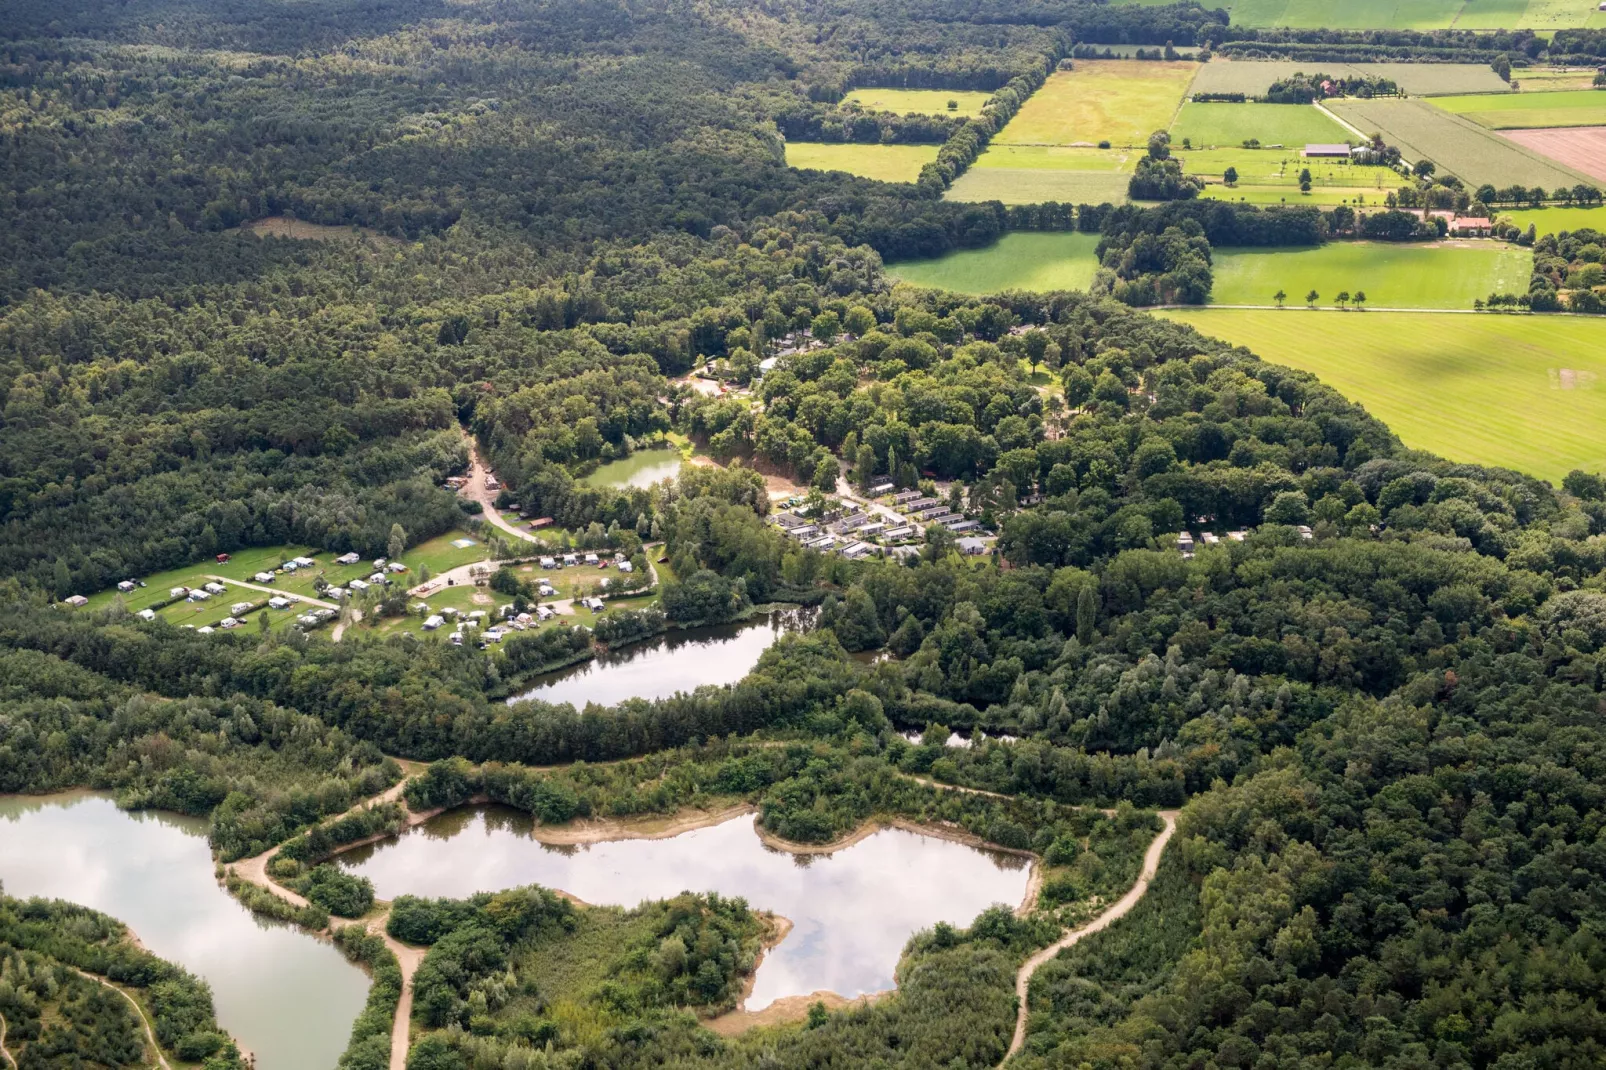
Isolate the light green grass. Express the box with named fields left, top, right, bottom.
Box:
left=1180, top=147, right=1400, bottom=201
left=785, top=141, right=938, bottom=183
left=1202, top=185, right=1391, bottom=205
left=993, top=61, right=1198, bottom=148
left=1329, top=97, right=1591, bottom=187
left=841, top=88, right=994, bottom=118
left=1434, top=88, right=1606, bottom=129
left=885, top=232, right=1102, bottom=294
left=1209, top=242, right=1534, bottom=309
left=1172, top=102, right=1351, bottom=147
left=945, top=168, right=1131, bottom=205
left=396, top=530, right=493, bottom=578
left=971, top=146, right=1136, bottom=171
left=1158, top=308, right=1606, bottom=482
left=1498, top=205, right=1606, bottom=235
left=79, top=545, right=325, bottom=612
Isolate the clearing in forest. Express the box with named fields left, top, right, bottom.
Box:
left=991, top=60, right=1197, bottom=148
left=1208, top=241, right=1533, bottom=309
left=785, top=142, right=939, bottom=183
left=840, top=88, right=994, bottom=117
left=885, top=232, right=1102, bottom=294
left=1159, top=308, right=1606, bottom=482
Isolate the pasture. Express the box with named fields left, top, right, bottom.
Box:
left=945, top=167, right=1132, bottom=204
left=785, top=142, right=938, bottom=183
left=992, top=61, right=1197, bottom=148
left=1515, top=67, right=1604, bottom=92
left=841, top=88, right=994, bottom=118
left=1181, top=147, right=1398, bottom=204
left=1497, top=204, right=1606, bottom=235
left=1189, top=60, right=1510, bottom=97
left=1158, top=309, right=1606, bottom=483
left=885, top=232, right=1102, bottom=294
left=1208, top=242, right=1533, bottom=309
left=1433, top=89, right=1606, bottom=129
left=971, top=146, right=1135, bottom=171
left=1172, top=102, right=1352, bottom=148
left=1328, top=97, right=1590, bottom=187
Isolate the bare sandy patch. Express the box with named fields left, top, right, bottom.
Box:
left=241, top=216, right=401, bottom=247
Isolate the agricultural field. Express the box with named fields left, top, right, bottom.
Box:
left=1329, top=97, right=1591, bottom=187
left=885, top=232, right=1102, bottom=294
left=1433, top=89, right=1606, bottom=129
left=1497, top=203, right=1606, bottom=234
left=1502, top=127, right=1606, bottom=183
left=945, top=167, right=1132, bottom=205
left=1189, top=60, right=1512, bottom=97
left=1182, top=147, right=1398, bottom=205
left=1209, top=241, right=1533, bottom=309
left=1172, top=102, right=1352, bottom=148
left=1516, top=67, right=1605, bottom=92
left=1159, top=309, right=1606, bottom=482
left=840, top=88, right=994, bottom=118
left=972, top=146, right=1136, bottom=171
left=992, top=60, right=1197, bottom=148
left=1134, top=0, right=1606, bottom=29
left=784, top=142, right=938, bottom=183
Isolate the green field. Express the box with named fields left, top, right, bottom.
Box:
left=1125, top=0, right=1606, bottom=29
left=886, top=232, right=1102, bottom=294
left=972, top=146, right=1137, bottom=171
left=841, top=88, right=994, bottom=118
left=1202, top=185, right=1392, bottom=205
left=1432, top=88, right=1606, bottom=129
left=785, top=142, right=938, bottom=183
left=1172, top=102, right=1352, bottom=148
left=1209, top=241, right=1533, bottom=309
left=1498, top=205, right=1606, bottom=235
left=993, top=60, right=1198, bottom=148
left=1190, top=60, right=1512, bottom=97
left=1182, top=147, right=1398, bottom=204
left=1159, top=309, right=1606, bottom=482
left=1329, top=97, right=1590, bottom=187
left=945, top=167, right=1132, bottom=205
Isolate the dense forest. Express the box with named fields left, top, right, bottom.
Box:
left=3, top=0, right=1606, bottom=1069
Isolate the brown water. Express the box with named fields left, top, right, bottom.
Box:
left=510, top=608, right=812, bottom=708
left=0, top=793, right=369, bottom=1070
left=338, top=808, right=1030, bottom=1008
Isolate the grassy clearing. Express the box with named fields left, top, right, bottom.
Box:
left=1497, top=204, right=1606, bottom=235
left=886, top=232, right=1102, bottom=294
left=992, top=61, right=1197, bottom=148
left=1329, top=97, right=1590, bottom=187
left=396, top=530, right=492, bottom=577
left=1208, top=241, right=1533, bottom=309
left=1172, top=102, right=1352, bottom=148
left=841, top=88, right=993, bottom=117
left=971, top=146, right=1136, bottom=171
left=945, top=167, right=1132, bottom=204
left=1433, top=88, right=1606, bottom=129
left=1159, top=308, right=1606, bottom=482
left=1191, top=60, right=1513, bottom=95
left=785, top=142, right=938, bottom=183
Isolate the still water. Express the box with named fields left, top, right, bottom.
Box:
left=0, top=793, right=369, bottom=1070
left=580, top=447, right=684, bottom=489
left=510, top=608, right=810, bottom=708
left=339, top=808, right=1030, bottom=1008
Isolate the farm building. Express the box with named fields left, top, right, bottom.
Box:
left=1303, top=143, right=1356, bottom=158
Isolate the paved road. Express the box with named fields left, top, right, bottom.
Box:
left=1001, top=810, right=1180, bottom=1064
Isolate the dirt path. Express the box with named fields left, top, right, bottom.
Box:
left=1001, top=810, right=1179, bottom=1065
left=206, top=574, right=338, bottom=610
left=69, top=969, right=172, bottom=1070
left=0, top=1011, right=14, bottom=1070
left=460, top=438, right=541, bottom=546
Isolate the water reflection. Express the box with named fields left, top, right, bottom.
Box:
left=0, top=794, right=369, bottom=1070
left=339, top=808, right=1030, bottom=1008
left=510, top=608, right=811, bottom=708
left=580, top=448, right=683, bottom=489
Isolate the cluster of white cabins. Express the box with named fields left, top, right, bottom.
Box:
left=419, top=549, right=631, bottom=647
left=771, top=485, right=990, bottom=560
left=1174, top=523, right=1311, bottom=559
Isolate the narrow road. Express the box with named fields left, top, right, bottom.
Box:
left=206, top=574, right=337, bottom=610
left=460, top=438, right=541, bottom=545
left=1000, top=810, right=1179, bottom=1065
left=71, top=969, right=172, bottom=1070
left=0, top=1011, right=14, bottom=1070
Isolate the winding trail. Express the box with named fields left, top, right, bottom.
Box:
left=70, top=969, right=172, bottom=1070
left=0, top=1011, right=14, bottom=1070
left=1000, top=810, right=1179, bottom=1066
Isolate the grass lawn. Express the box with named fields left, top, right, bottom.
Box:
left=841, top=88, right=993, bottom=117
left=1433, top=89, right=1606, bottom=129
left=886, top=232, right=1102, bottom=294
left=1497, top=205, right=1606, bottom=235
left=78, top=545, right=330, bottom=612
left=971, top=146, right=1136, bottom=171
left=992, top=61, right=1197, bottom=148
left=785, top=142, right=938, bottom=183
left=946, top=168, right=1132, bottom=204
left=1171, top=102, right=1351, bottom=148
left=1159, top=308, right=1606, bottom=482
left=396, top=530, right=492, bottom=578
left=1180, top=148, right=1398, bottom=190
left=1209, top=242, right=1533, bottom=309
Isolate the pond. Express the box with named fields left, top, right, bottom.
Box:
left=510, top=607, right=812, bottom=708
left=338, top=808, right=1030, bottom=1009
left=0, top=793, right=370, bottom=1070
left=580, top=447, right=683, bottom=489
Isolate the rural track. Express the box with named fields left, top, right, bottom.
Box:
left=1000, top=810, right=1179, bottom=1065
left=69, top=969, right=173, bottom=1070
left=205, top=574, right=338, bottom=610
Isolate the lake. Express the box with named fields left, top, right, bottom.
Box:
left=581, top=447, right=683, bottom=489
left=338, top=808, right=1031, bottom=1008
left=0, top=793, right=370, bottom=1070
left=510, top=607, right=812, bottom=708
